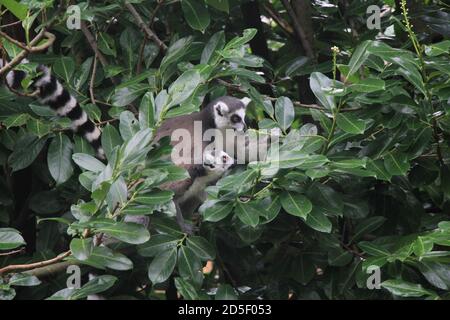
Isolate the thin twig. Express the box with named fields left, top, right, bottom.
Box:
left=24, top=261, right=75, bottom=279
left=0, top=30, right=30, bottom=51
left=342, top=242, right=365, bottom=259
left=0, top=250, right=71, bottom=276
left=0, top=248, right=25, bottom=257
left=0, top=20, right=22, bottom=29
left=150, top=0, right=164, bottom=27
left=125, top=2, right=167, bottom=52
left=136, top=40, right=146, bottom=75
left=80, top=22, right=109, bottom=69
left=136, top=0, right=164, bottom=74
left=89, top=54, right=98, bottom=105
left=262, top=2, right=294, bottom=36
left=281, top=0, right=314, bottom=59
left=0, top=31, right=56, bottom=76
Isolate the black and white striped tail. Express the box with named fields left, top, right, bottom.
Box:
left=2, top=61, right=105, bottom=159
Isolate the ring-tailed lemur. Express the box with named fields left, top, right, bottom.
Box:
left=100, top=148, right=234, bottom=240
left=1, top=60, right=105, bottom=159
left=157, top=147, right=234, bottom=234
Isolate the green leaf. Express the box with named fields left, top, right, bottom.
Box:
left=347, top=40, right=371, bottom=77
left=72, top=153, right=105, bottom=172
left=267, top=151, right=320, bottom=169
left=139, top=92, right=156, bottom=129
left=366, top=159, right=391, bottom=181
left=200, top=200, right=234, bottom=222
left=8, top=134, right=48, bottom=172
left=181, top=0, right=210, bottom=32
left=160, top=37, right=193, bottom=77
left=336, top=113, right=366, bottom=134
left=310, top=72, right=336, bottom=110
left=396, top=68, right=427, bottom=96
left=306, top=183, right=343, bottom=217
left=328, top=248, right=353, bottom=266
left=46, top=288, right=74, bottom=300
left=74, top=57, right=93, bottom=90
left=384, top=152, right=410, bottom=176
left=1, top=0, right=27, bottom=20
left=201, top=31, right=225, bottom=64
left=148, top=248, right=177, bottom=284
left=47, top=134, right=73, bottom=185
left=119, top=110, right=141, bottom=139
left=77, top=246, right=133, bottom=271
left=177, top=246, right=203, bottom=286
left=96, top=222, right=150, bottom=245
left=168, top=69, right=202, bottom=108
left=27, top=118, right=51, bottom=137
left=224, top=28, right=257, bottom=50
left=8, top=273, right=41, bottom=287
left=98, top=32, right=116, bottom=57
left=174, top=277, right=199, bottom=300
left=285, top=56, right=310, bottom=78
left=235, top=201, right=260, bottom=227
left=102, top=180, right=122, bottom=209
left=415, top=261, right=450, bottom=290
left=291, top=254, right=315, bottom=285
left=53, top=57, right=75, bottom=83
left=367, top=41, right=417, bottom=63
left=350, top=78, right=385, bottom=93
left=216, top=284, right=237, bottom=300
left=0, top=228, right=25, bottom=250
left=206, top=0, right=229, bottom=13
left=151, top=212, right=191, bottom=234
left=3, top=113, right=29, bottom=128
left=413, top=236, right=433, bottom=257
left=135, top=190, right=174, bottom=205
left=122, top=128, right=154, bottom=162
left=137, top=234, right=179, bottom=257
left=280, top=192, right=312, bottom=219
left=70, top=238, right=94, bottom=261
left=305, top=208, right=332, bottom=233
left=352, top=216, right=386, bottom=242
left=381, top=279, right=436, bottom=298
left=101, top=124, right=122, bottom=161
left=425, top=40, right=450, bottom=56
left=0, top=287, right=16, bottom=300
left=186, top=236, right=216, bottom=260
left=358, top=241, right=390, bottom=256
left=112, top=84, right=147, bottom=107
left=275, top=96, right=294, bottom=132
left=71, top=275, right=117, bottom=300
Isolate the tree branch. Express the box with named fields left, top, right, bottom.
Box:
left=0, top=250, right=71, bottom=276
left=281, top=0, right=314, bottom=59
left=262, top=2, right=294, bottom=36
left=80, top=22, right=108, bottom=69
left=89, top=54, right=98, bottom=105
left=0, top=31, right=56, bottom=76
left=0, top=248, right=25, bottom=257
left=125, top=2, right=167, bottom=52
left=24, top=261, right=75, bottom=279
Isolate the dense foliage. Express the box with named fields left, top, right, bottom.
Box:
left=0, top=0, right=450, bottom=300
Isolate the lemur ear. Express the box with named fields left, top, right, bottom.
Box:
left=240, top=97, right=251, bottom=108
left=215, top=101, right=229, bottom=117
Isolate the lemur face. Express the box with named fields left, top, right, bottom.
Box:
left=212, top=97, right=250, bottom=132
left=203, top=149, right=234, bottom=173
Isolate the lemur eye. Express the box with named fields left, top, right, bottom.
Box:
left=231, top=114, right=242, bottom=124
